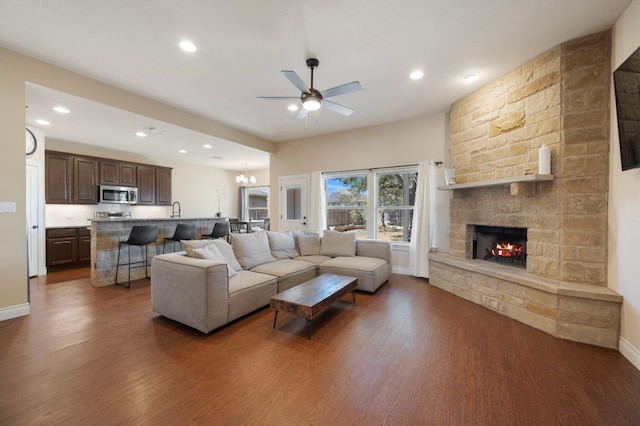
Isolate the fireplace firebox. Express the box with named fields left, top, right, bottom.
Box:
left=472, top=225, right=527, bottom=269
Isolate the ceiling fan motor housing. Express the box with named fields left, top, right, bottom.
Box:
left=306, top=58, right=319, bottom=69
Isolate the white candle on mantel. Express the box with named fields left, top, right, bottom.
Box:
left=539, top=145, right=551, bottom=175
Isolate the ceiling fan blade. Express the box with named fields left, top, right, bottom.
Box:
left=296, top=107, right=308, bottom=119
left=257, top=96, right=300, bottom=100
left=322, top=100, right=354, bottom=116
left=282, top=70, right=310, bottom=93
left=320, top=81, right=363, bottom=98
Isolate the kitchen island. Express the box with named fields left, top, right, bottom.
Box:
left=89, top=217, right=227, bottom=287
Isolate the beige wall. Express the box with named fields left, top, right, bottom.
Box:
left=611, top=0, right=640, bottom=366
left=0, top=46, right=271, bottom=318
left=269, top=113, right=450, bottom=270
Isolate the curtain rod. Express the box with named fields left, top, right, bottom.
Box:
left=322, top=162, right=441, bottom=175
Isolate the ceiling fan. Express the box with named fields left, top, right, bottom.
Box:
left=258, top=58, right=363, bottom=119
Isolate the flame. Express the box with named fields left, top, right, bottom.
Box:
left=491, top=241, right=524, bottom=258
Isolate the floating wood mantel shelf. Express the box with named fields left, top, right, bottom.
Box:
left=438, top=174, right=554, bottom=191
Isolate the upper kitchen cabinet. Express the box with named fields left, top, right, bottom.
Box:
left=155, top=167, right=172, bottom=206
left=45, top=151, right=73, bottom=204
left=73, top=156, right=99, bottom=204
left=137, top=165, right=156, bottom=205
left=99, top=160, right=137, bottom=187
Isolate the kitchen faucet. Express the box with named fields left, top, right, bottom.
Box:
left=171, top=201, right=181, bottom=218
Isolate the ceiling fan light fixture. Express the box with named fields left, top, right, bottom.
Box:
left=302, top=98, right=321, bottom=111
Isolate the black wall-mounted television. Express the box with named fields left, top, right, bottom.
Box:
left=614, top=45, right=640, bottom=171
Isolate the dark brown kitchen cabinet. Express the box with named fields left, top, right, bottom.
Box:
left=78, top=228, right=92, bottom=263
left=137, top=165, right=156, bottom=205
left=99, top=160, right=137, bottom=187
left=45, top=152, right=73, bottom=204
left=46, top=227, right=92, bottom=269
left=155, top=167, right=172, bottom=205
left=73, top=157, right=99, bottom=204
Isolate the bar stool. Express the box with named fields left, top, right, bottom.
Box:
left=162, top=223, right=196, bottom=253
left=202, top=222, right=230, bottom=243
left=115, top=225, right=159, bottom=288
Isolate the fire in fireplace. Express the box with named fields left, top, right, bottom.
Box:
left=472, top=225, right=527, bottom=268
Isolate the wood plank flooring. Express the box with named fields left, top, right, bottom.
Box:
left=1, top=269, right=639, bottom=425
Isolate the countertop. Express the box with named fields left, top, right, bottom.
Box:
left=89, top=217, right=226, bottom=222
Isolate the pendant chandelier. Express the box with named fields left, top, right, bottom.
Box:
left=236, top=163, right=256, bottom=186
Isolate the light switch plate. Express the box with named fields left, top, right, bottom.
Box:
left=0, top=202, right=16, bottom=213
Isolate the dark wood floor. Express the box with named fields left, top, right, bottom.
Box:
left=1, top=269, right=639, bottom=425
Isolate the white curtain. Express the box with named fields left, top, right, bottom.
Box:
left=410, top=161, right=438, bottom=278
left=309, top=171, right=327, bottom=234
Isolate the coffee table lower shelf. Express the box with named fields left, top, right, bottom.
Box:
left=270, top=273, right=358, bottom=339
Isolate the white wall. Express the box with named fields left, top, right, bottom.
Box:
left=610, top=0, right=640, bottom=369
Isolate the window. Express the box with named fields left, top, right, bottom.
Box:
left=246, top=186, right=269, bottom=220
left=325, top=166, right=418, bottom=242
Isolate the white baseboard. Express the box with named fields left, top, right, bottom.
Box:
left=619, top=337, right=640, bottom=372
left=0, top=303, right=30, bottom=321
left=392, top=266, right=411, bottom=276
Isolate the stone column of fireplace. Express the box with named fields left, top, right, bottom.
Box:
left=428, top=31, right=622, bottom=349
left=448, top=31, right=610, bottom=287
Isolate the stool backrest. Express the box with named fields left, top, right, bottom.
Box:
left=210, top=222, right=230, bottom=238
left=126, top=226, right=159, bottom=245
left=172, top=224, right=197, bottom=240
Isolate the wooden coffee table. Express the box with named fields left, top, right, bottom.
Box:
left=270, top=273, right=358, bottom=339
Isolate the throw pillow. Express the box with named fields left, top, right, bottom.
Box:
left=231, top=231, right=276, bottom=269
left=210, top=239, right=243, bottom=272
left=181, top=239, right=213, bottom=257
left=189, top=244, right=237, bottom=278
left=296, top=233, right=321, bottom=256
left=267, top=231, right=300, bottom=260
left=320, top=230, right=357, bottom=257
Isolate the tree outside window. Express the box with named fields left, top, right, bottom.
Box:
left=325, top=167, right=417, bottom=242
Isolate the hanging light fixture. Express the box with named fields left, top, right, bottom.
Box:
left=236, top=163, right=256, bottom=186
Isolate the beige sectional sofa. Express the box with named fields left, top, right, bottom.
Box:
left=151, top=230, right=391, bottom=333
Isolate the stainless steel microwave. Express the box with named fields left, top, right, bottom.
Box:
left=99, top=185, right=138, bottom=204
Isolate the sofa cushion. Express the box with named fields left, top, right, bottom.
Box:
left=267, top=231, right=300, bottom=259
left=320, top=230, right=357, bottom=257
left=182, top=239, right=242, bottom=272
left=251, top=259, right=317, bottom=293
left=210, top=239, right=243, bottom=272
left=294, top=255, right=332, bottom=266
left=296, top=233, right=321, bottom=256
left=190, top=244, right=237, bottom=278
left=231, top=231, right=276, bottom=269
left=319, top=255, right=389, bottom=293
left=228, top=270, right=278, bottom=321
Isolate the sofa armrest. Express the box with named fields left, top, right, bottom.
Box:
left=151, top=253, right=230, bottom=333
left=356, top=239, right=392, bottom=268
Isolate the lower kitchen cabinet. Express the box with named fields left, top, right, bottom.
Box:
left=46, top=227, right=91, bottom=269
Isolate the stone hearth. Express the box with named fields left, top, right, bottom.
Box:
left=428, top=31, right=622, bottom=349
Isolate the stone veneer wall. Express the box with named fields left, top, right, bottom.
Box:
left=447, top=31, right=611, bottom=286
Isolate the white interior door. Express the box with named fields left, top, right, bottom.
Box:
left=26, top=163, right=39, bottom=277
left=279, top=176, right=309, bottom=232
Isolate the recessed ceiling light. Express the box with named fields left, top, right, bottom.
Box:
left=179, top=40, right=197, bottom=53
left=53, top=106, right=70, bottom=114
left=136, top=132, right=147, bottom=137
left=462, top=72, right=480, bottom=82
left=288, top=104, right=299, bottom=111
left=35, top=119, right=50, bottom=126
left=179, top=149, right=187, bottom=154
left=410, top=70, right=424, bottom=80
left=203, top=144, right=212, bottom=149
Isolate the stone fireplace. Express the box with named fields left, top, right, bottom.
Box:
left=428, top=31, right=622, bottom=349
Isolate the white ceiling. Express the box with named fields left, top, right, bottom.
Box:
left=1, top=0, right=633, bottom=170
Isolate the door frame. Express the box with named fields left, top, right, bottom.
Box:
left=26, top=159, right=45, bottom=277
left=278, top=174, right=310, bottom=233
